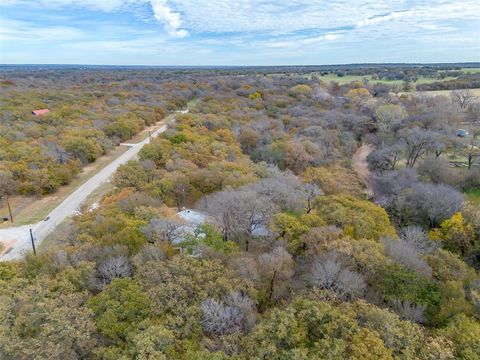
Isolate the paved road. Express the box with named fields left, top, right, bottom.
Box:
left=0, top=111, right=186, bottom=261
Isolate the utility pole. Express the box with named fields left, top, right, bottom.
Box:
left=30, top=228, right=36, bottom=255
left=148, top=130, right=152, bottom=142
left=6, top=196, right=13, bottom=222
left=1, top=196, right=13, bottom=223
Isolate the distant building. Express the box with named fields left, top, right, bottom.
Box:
left=32, top=109, right=50, bottom=116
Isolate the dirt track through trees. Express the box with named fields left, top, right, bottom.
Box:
left=352, top=144, right=373, bottom=196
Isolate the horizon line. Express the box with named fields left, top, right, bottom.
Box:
left=1, top=61, right=480, bottom=68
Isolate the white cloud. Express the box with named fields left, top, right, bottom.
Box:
left=1, top=0, right=479, bottom=64
left=150, top=0, right=188, bottom=37
left=144, top=0, right=479, bottom=35
left=2, top=0, right=478, bottom=40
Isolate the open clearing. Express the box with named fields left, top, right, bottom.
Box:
left=314, top=73, right=457, bottom=86
left=314, top=68, right=480, bottom=86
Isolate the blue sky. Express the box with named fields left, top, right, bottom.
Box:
left=0, top=0, right=479, bottom=65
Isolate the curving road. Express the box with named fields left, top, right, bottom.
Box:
left=0, top=110, right=187, bottom=261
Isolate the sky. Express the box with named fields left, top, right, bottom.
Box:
left=0, top=0, right=479, bottom=66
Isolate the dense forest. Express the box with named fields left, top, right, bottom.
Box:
left=0, top=69, right=195, bottom=194
left=0, top=67, right=479, bottom=359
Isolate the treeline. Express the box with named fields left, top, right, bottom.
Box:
left=0, top=70, right=196, bottom=194
left=417, top=74, right=480, bottom=91
left=1, top=71, right=479, bottom=359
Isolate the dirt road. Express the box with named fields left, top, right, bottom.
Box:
left=0, top=110, right=187, bottom=261
left=352, top=143, right=373, bottom=196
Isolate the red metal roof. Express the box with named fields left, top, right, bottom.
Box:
left=32, top=109, right=50, bottom=116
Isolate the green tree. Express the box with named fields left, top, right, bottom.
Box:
left=0, top=277, right=97, bottom=359
left=314, top=195, right=396, bottom=240
left=61, top=136, right=103, bottom=164
left=438, top=314, right=480, bottom=360
left=375, top=264, right=442, bottom=323
left=88, top=278, right=151, bottom=342
left=430, top=212, right=476, bottom=256
left=180, top=223, right=239, bottom=254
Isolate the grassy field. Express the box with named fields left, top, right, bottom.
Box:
left=465, top=188, right=480, bottom=205
left=407, top=88, right=480, bottom=98
left=313, top=68, right=480, bottom=86
left=314, top=73, right=457, bottom=86
left=461, top=67, right=480, bottom=74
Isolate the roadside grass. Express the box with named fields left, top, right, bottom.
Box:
left=40, top=182, right=115, bottom=251
left=127, top=114, right=174, bottom=143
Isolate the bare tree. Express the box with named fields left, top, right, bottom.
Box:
left=372, top=168, right=419, bottom=211
left=42, top=142, right=70, bottom=164
left=466, top=102, right=480, bottom=126
left=257, top=247, right=294, bottom=303
left=224, top=292, right=257, bottom=333
left=96, top=255, right=132, bottom=288
left=309, top=257, right=366, bottom=300
left=400, top=127, right=439, bottom=168
left=245, top=166, right=320, bottom=213
left=382, top=237, right=432, bottom=278
left=461, top=135, right=480, bottom=170
left=199, top=188, right=276, bottom=249
left=139, top=159, right=156, bottom=183
left=391, top=299, right=426, bottom=323
left=200, top=292, right=256, bottom=336
left=200, top=298, right=243, bottom=336
left=133, top=244, right=168, bottom=265
left=367, top=145, right=402, bottom=172
left=451, top=89, right=475, bottom=110
left=140, top=217, right=183, bottom=244
left=400, top=226, right=439, bottom=254
left=397, top=182, right=464, bottom=227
